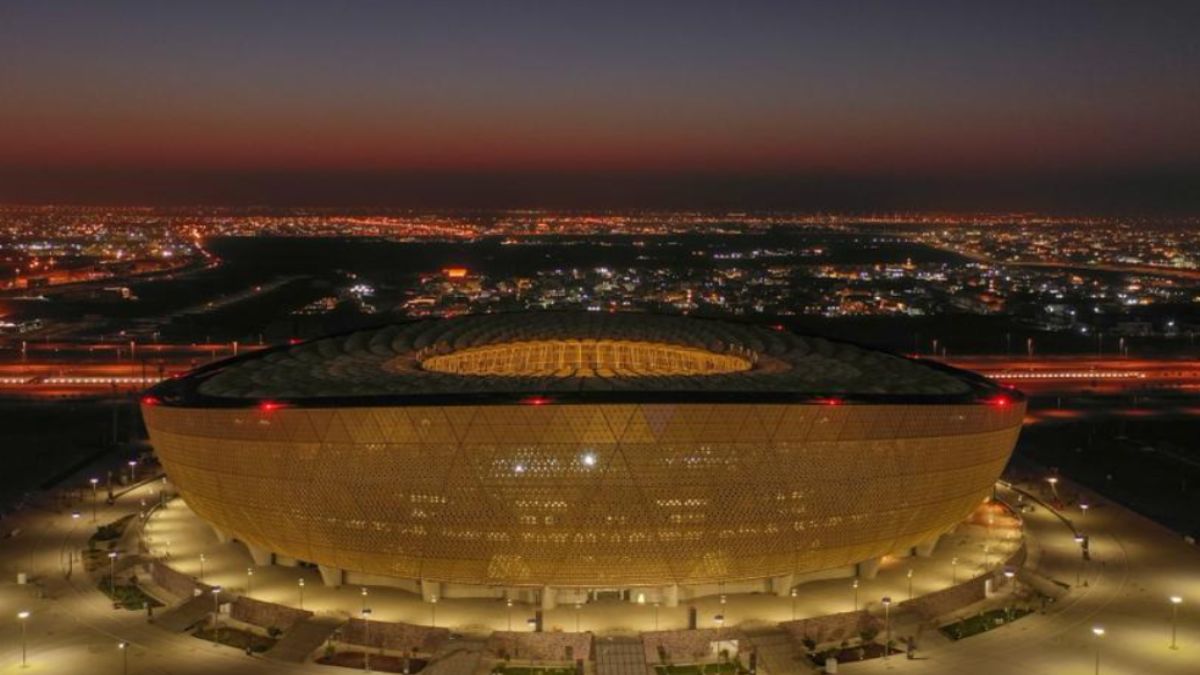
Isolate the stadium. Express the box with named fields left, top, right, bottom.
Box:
left=141, top=312, right=1024, bottom=607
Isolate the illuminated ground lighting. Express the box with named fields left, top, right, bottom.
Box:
left=141, top=312, right=1025, bottom=591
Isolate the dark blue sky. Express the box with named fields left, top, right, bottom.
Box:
left=1, top=1, right=1197, bottom=210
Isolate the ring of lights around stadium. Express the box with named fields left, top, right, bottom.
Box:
left=142, top=312, right=1024, bottom=594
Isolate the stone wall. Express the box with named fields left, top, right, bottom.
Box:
left=229, top=596, right=313, bottom=632
left=780, top=610, right=878, bottom=647
left=900, top=542, right=1027, bottom=622
left=642, top=628, right=740, bottom=664
left=486, top=630, right=592, bottom=662
left=149, top=561, right=206, bottom=599
left=340, top=618, right=450, bottom=654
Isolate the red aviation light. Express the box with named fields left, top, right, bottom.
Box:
left=141, top=395, right=161, bottom=406
left=522, top=396, right=552, bottom=406
left=815, top=397, right=843, bottom=406
left=986, top=394, right=1011, bottom=408
left=258, top=400, right=286, bottom=412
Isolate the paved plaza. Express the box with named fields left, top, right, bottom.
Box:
left=0, top=469, right=1197, bottom=674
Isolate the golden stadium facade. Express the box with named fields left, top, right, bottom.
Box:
left=142, top=312, right=1023, bottom=600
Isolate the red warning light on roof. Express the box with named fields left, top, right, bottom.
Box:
left=815, top=397, right=843, bottom=406
left=258, top=400, right=286, bottom=412
left=522, top=396, right=552, bottom=406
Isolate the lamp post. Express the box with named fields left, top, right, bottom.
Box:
left=1170, top=596, right=1183, bottom=650
left=118, top=641, right=129, bottom=675
left=1003, top=567, right=1016, bottom=617
left=1047, top=476, right=1060, bottom=502
left=128, top=460, right=138, bottom=484
left=199, top=553, right=205, bottom=582
left=18, top=611, right=30, bottom=668
left=90, top=477, right=100, bottom=522
left=108, top=551, right=118, bottom=597
left=852, top=579, right=859, bottom=611
left=790, top=588, right=797, bottom=620
left=906, top=569, right=914, bottom=600
left=1074, top=534, right=1087, bottom=586
left=506, top=598, right=513, bottom=631
left=298, top=578, right=305, bottom=610
left=882, top=597, right=892, bottom=660
left=211, top=586, right=222, bottom=645
left=1080, top=502, right=1090, bottom=521
left=430, top=595, right=437, bottom=628
left=362, top=608, right=373, bottom=672
left=246, top=567, right=254, bottom=595
left=362, top=587, right=369, bottom=613
left=1092, top=626, right=1105, bottom=674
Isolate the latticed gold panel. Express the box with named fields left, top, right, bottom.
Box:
left=417, top=339, right=754, bottom=378
left=143, top=401, right=1023, bottom=588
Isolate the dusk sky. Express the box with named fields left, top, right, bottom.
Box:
left=2, top=1, right=1198, bottom=210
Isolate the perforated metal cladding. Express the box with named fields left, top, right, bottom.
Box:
left=143, top=402, right=1023, bottom=588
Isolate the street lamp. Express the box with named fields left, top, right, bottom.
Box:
left=362, top=587, right=369, bottom=613
left=246, top=567, right=254, bottom=595
left=298, top=578, right=305, bottom=609
left=1092, top=626, right=1105, bottom=674
left=790, top=587, right=797, bottom=620
left=1003, top=567, right=1016, bottom=616
left=1047, top=476, right=1060, bottom=501
left=89, top=477, right=100, bottom=522
left=108, top=551, right=119, bottom=597
left=906, top=569, right=914, bottom=600
left=882, top=597, right=892, bottom=660
left=128, top=460, right=138, bottom=484
left=506, top=598, right=513, bottom=631
left=852, top=579, right=859, bottom=612
left=18, top=610, right=30, bottom=668
left=1170, top=596, right=1183, bottom=650
left=362, top=608, right=373, bottom=672
left=118, top=641, right=129, bottom=675
left=1080, top=502, right=1090, bottom=520
left=1074, top=534, right=1087, bottom=586
left=211, top=586, right=222, bottom=645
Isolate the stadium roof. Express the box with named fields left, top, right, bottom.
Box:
left=152, top=313, right=1010, bottom=407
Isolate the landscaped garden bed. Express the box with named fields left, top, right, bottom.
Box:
left=318, top=652, right=428, bottom=673
left=192, top=626, right=276, bottom=653
left=806, top=642, right=901, bottom=666
left=939, top=606, right=1034, bottom=640
left=654, top=662, right=740, bottom=675
left=97, top=576, right=163, bottom=610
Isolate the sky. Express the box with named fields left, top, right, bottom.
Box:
left=1, top=1, right=1198, bottom=211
